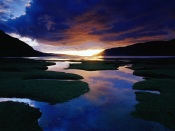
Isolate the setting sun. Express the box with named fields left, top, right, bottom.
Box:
left=58, top=49, right=104, bottom=56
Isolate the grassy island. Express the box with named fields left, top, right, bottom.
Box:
left=131, top=58, right=175, bottom=130
left=0, top=58, right=89, bottom=104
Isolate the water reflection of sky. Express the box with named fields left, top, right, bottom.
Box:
left=0, top=61, right=171, bottom=131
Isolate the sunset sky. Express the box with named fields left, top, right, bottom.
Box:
left=0, top=0, right=175, bottom=55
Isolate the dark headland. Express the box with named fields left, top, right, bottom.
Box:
left=98, top=39, right=175, bottom=56
left=0, top=30, right=52, bottom=57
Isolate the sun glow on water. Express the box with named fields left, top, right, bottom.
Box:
left=55, top=49, right=104, bottom=56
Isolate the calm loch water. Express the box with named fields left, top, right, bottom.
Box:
left=0, top=61, right=172, bottom=131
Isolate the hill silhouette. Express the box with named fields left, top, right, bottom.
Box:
left=99, top=39, right=175, bottom=56
left=0, top=30, right=49, bottom=57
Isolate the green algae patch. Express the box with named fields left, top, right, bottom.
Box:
left=0, top=58, right=55, bottom=71
left=0, top=58, right=84, bottom=80
left=131, top=58, right=175, bottom=130
left=0, top=102, right=42, bottom=131
left=25, top=71, right=83, bottom=80
left=0, top=79, right=89, bottom=104
left=0, top=71, right=83, bottom=80
left=133, top=69, right=175, bottom=79
left=132, top=91, right=175, bottom=130
left=133, top=79, right=175, bottom=93
left=131, top=58, right=175, bottom=78
left=0, top=58, right=89, bottom=104
left=67, top=60, right=126, bottom=71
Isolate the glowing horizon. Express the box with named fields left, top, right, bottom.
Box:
left=50, top=49, right=104, bottom=56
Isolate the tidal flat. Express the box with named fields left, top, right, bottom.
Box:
left=0, top=58, right=89, bottom=104
left=131, top=58, right=175, bottom=130
left=0, top=58, right=89, bottom=130
left=0, top=57, right=175, bottom=130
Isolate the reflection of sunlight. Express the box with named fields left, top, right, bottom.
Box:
left=55, top=49, right=104, bottom=56
left=118, top=65, right=133, bottom=74
left=48, top=62, right=82, bottom=71
left=56, top=65, right=143, bottom=105
left=47, top=63, right=142, bottom=106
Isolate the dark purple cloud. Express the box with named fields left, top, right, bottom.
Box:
left=0, top=0, right=175, bottom=49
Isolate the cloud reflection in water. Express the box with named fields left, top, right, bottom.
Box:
left=0, top=62, right=169, bottom=131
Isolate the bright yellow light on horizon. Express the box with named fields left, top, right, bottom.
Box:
left=58, top=49, right=104, bottom=56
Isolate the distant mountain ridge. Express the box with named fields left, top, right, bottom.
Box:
left=0, top=30, right=50, bottom=57
left=98, top=39, right=175, bottom=56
